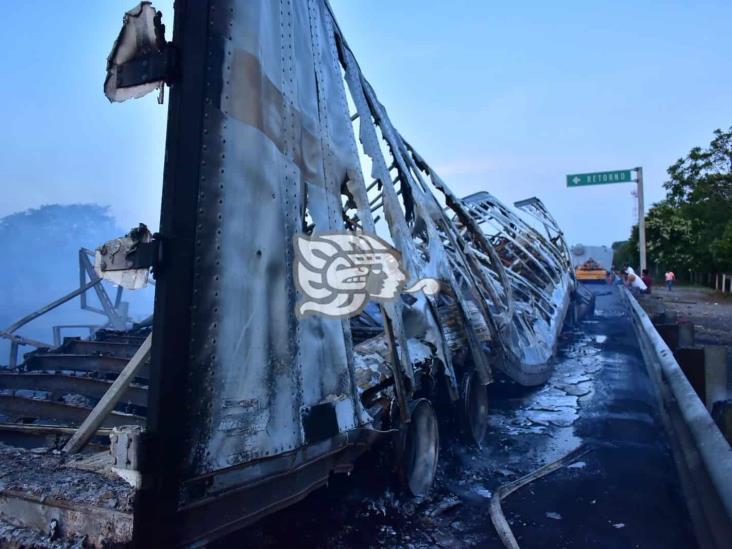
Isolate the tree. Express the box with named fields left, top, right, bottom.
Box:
left=710, top=223, right=732, bottom=272
left=644, top=200, right=696, bottom=272
left=663, top=127, right=732, bottom=272
left=665, top=128, right=732, bottom=206
left=611, top=237, right=636, bottom=270
left=623, top=126, right=732, bottom=277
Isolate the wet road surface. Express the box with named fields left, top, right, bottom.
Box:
left=226, top=285, right=696, bottom=548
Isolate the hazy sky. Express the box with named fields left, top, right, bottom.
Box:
left=1, top=1, right=730, bottom=247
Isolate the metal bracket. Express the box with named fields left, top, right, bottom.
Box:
left=97, top=224, right=161, bottom=272
left=128, top=238, right=162, bottom=270
left=116, top=46, right=177, bottom=89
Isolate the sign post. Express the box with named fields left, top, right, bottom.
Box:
left=635, top=167, right=646, bottom=272
left=566, top=168, right=646, bottom=272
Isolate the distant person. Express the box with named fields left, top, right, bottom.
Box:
left=664, top=270, right=675, bottom=291
left=626, top=273, right=647, bottom=296
left=622, top=264, right=635, bottom=287
left=641, top=269, right=653, bottom=294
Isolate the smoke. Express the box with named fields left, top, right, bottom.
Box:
left=0, top=204, right=154, bottom=365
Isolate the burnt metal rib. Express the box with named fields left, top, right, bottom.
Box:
left=24, top=354, right=149, bottom=379
left=57, top=340, right=138, bottom=359
left=0, top=372, right=147, bottom=408
left=0, top=394, right=145, bottom=428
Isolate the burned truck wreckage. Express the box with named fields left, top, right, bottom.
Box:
left=0, top=2, right=594, bottom=546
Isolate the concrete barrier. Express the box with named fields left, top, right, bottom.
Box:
left=620, top=288, right=732, bottom=549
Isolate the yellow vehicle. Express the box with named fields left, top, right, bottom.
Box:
left=575, top=258, right=608, bottom=281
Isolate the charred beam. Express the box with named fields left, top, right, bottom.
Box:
left=0, top=394, right=145, bottom=428
left=24, top=354, right=149, bottom=379
left=0, top=372, right=147, bottom=408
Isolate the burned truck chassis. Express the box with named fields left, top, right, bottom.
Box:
left=0, top=1, right=591, bottom=546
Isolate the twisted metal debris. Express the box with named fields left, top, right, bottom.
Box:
left=0, top=1, right=588, bottom=545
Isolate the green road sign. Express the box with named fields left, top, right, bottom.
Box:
left=566, top=169, right=634, bottom=187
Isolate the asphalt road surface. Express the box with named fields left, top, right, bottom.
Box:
left=225, top=284, right=696, bottom=548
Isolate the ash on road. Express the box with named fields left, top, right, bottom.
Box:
left=225, top=285, right=696, bottom=548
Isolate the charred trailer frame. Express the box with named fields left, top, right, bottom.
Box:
left=107, top=1, right=584, bottom=545
left=124, top=0, right=501, bottom=543
left=0, top=1, right=582, bottom=545
left=131, top=1, right=461, bottom=544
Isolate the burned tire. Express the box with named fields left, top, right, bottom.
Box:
left=461, top=370, right=489, bottom=446
left=397, top=398, right=439, bottom=497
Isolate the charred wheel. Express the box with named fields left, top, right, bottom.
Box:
left=460, top=369, right=490, bottom=446
left=397, top=398, right=439, bottom=496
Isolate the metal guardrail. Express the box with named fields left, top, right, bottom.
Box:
left=621, top=287, right=732, bottom=549
left=0, top=249, right=132, bottom=368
